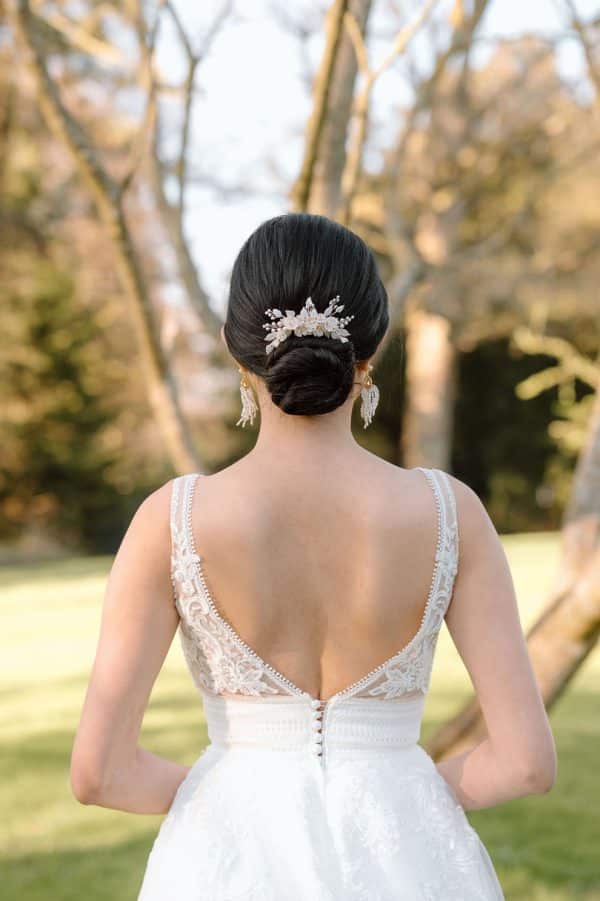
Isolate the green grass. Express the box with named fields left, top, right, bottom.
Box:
left=1, top=533, right=598, bottom=900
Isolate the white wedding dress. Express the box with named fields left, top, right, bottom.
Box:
left=137, top=467, right=505, bottom=900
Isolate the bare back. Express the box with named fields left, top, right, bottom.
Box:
left=72, top=442, right=556, bottom=820
left=187, top=453, right=442, bottom=701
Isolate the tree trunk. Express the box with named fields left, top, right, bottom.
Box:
left=425, top=386, right=600, bottom=762
left=291, top=0, right=373, bottom=217
left=10, top=0, right=202, bottom=474
left=564, top=386, right=600, bottom=525
left=311, top=0, right=373, bottom=217
left=150, top=154, right=223, bottom=343
left=401, top=306, right=456, bottom=470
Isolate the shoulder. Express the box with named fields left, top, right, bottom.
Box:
left=106, top=477, right=192, bottom=597
left=137, top=476, right=178, bottom=519
left=113, top=475, right=204, bottom=579
left=127, top=475, right=196, bottom=543
left=442, top=471, right=489, bottom=519
left=439, top=471, right=497, bottom=560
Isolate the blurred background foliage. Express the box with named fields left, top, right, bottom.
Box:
left=2, top=1, right=600, bottom=897
left=1, top=7, right=599, bottom=555
left=0, top=48, right=597, bottom=553
left=0, top=50, right=169, bottom=554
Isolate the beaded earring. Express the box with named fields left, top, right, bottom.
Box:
left=360, top=364, right=379, bottom=429
left=236, top=367, right=258, bottom=428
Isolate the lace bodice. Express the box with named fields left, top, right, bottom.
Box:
left=169, top=466, right=458, bottom=706
left=138, top=470, right=505, bottom=901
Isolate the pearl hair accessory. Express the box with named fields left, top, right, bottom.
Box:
left=262, top=296, right=354, bottom=355
left=235, top=295, right=380, bottom=429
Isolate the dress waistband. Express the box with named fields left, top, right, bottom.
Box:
left=201, top=692, right=425, bottom=754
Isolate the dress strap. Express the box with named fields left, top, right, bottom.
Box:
left=428, top=468, right=459, bottom=618
left=170, top=475, right=187, bottom=547
left=169, top=473, right=200, bottom=604
left=430, top=468, right=458, bottom=569
left=413, top=466, right=459, bottom=625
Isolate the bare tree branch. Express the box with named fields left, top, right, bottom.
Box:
left=512, top=327, right=600, bottom=395
left=31, top=5, right=132, bottom=67
left=164, top=0, right=195, bottom=59
left=119, top=4, right=162, bottom=196
left=162, top=1, right=233, bottom=215
left=268, top=2, right=322, bottom=94
left=339, top=0, right=440, bottom=225
left=290, top=0, right=351, bottom=212
left=377, top=0, right=492, bottom=335
left=176, top=55, right=198, bottom=215
left=8, top=0, right=202, bottom=473
left=131, top=5, right=224, bottom=339
left=561, top=0, right=600, bottom=99
left=196, top=0, right=235, bottom=59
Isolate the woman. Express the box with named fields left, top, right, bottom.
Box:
left=70, top=213, right=557, bottom=900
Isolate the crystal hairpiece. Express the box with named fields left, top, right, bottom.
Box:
left=262, top=296, right=354, bottom=355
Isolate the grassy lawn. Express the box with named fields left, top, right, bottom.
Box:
left=1, top=532, right=599, bottom=900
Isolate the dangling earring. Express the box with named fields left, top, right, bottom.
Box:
left=360, top=363, right=379, bottom=429
left=236, top=366, right=258, bottom=428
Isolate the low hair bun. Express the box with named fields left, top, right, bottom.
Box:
left=264, top=336, right=356, bottom=416
left=224, top=213, right=389, bottom=421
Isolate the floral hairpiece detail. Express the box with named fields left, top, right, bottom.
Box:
left=262, top=295, right=354, bottom=355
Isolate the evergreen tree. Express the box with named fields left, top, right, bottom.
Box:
left=0, top=264, right=130, bottom=551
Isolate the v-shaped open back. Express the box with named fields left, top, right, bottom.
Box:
left=141, top=471, right=506, bottom=899
left=169, top=466, right=459, bottom=706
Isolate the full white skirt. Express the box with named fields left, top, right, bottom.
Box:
left=137, top=743, right=504, bottom=901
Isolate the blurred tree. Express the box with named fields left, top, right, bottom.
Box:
left=0, top=46, right=170, bottom=551
left=6, top=0, right=598, bottom=476
left=0, top=265, right=123, bottom=551
left=370, top=33, right=598, bottom=470
left=8, top=0, right=208, bottom=474
left=7, top=0, right=441, bottom=475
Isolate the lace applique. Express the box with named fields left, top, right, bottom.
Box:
left=334, top=761, right=410, bottom=866
left=157, top=751, right=277, bottom=900
left=170, top=476, right=296, bottom=698
left=331, top=467, right=458, bottom=701
left=169, top=467, right=458, bottom=703
left=342, top=859, right=389, bottom=901
left=413, top=772, right=490, bottom=900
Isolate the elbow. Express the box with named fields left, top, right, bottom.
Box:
left=517, top=748, right=558, bottom=797
left=70, top=759, right=105, bottom=806
left=70, top=769, right=100, bottom=806
left=529, top=764, right=557, bottom=796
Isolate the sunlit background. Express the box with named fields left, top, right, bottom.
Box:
left=1, top=1, right=600, bottom=898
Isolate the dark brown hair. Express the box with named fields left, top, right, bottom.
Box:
left=223, top=213, right=389, bottom=416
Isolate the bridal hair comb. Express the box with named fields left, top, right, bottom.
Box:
left=262, top=296, right=354, bottom=355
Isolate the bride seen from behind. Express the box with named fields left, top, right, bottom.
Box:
left=70, top=213, right=556, bottom=900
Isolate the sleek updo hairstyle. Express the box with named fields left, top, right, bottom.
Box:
left=223, top=213, right=389, bottom=417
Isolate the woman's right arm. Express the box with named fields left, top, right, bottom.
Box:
left=434, top=475, right=557, bottom=811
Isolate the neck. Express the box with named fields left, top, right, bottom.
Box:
left=249, top=389, right=360, bottom=468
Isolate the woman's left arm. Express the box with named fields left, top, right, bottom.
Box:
left=70, top=479, right=191, bottom=815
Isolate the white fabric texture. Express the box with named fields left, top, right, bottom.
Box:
left=137, top=467, right=505, bottom=900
